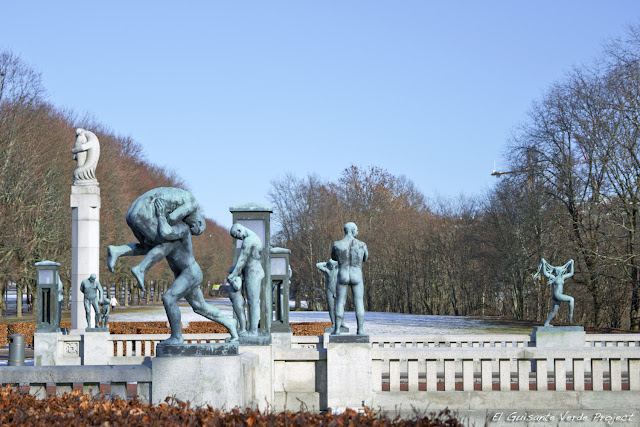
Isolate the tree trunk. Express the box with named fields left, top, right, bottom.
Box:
left=30, top=280, right=37, bottom=317
left=0, top=281, right=5, bottom=314
left=631, top=265, right=640, bottom=331
left=16, top=282, right=23, bottom=317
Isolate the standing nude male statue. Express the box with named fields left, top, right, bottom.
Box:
left=316, top=259, right=347, bottom=332
left=533, top=258, right=575, bottom=326
left=108, top=188, right=238, bottom=344
left=80, top=273, right=102, bottom=328
left=227, top=224, right=264, bottom=336
left=331, top=222, right=368, bottom=335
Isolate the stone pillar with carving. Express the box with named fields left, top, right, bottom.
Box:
left=70, top=129, right=101, bottom=330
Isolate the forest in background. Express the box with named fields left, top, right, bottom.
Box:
left=0, top=50, right=231, bottom=316
left=270, top=26, right=640, bottom=330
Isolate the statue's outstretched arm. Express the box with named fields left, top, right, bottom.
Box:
left=563, top=259, right=574, bottom=278
left=541, top=259, right=554, bottom=279
left=229, top=243, right=250, bottom=279
left=533, top=259, right=544, bottom=279
left=316, top=262, right=329, bottom=274
left=533, top=258, right=553, bottom=280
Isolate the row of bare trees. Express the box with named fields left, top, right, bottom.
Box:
left=0, top=50, right=231, bottom=316
left=269, top=26, right=640, bottom=329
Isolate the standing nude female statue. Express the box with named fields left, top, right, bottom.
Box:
left=533, top=258, right=575, bottom=326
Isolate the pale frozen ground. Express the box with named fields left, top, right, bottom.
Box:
left=0, top=299, right=530, bottom=365
left=109, top=299, right=532, bottom=335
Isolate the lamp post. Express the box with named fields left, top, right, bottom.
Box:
left=270, top=247, right=291, bottom=332
left=229, top=203, right=272, bottom=335
left=35, top=261, right=62, bottom=332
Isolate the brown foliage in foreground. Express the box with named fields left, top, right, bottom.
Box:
left=0, top=388, right=463, bottom=426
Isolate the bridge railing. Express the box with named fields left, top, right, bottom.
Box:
left=371, top=346, right=640, bottom=392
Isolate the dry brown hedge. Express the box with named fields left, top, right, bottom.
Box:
left=3, top=321, right=334, bottom=348
left=6, top=323, right=36, bottom=346
left=0, top=324, right=6, bottom=347
left=2, top=323, right=71, bottom=348
left=0, top=387, right=463, bottom=426
left=107, top=321, right=331, bottom=336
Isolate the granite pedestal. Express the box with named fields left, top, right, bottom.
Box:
left=271, top=332, right=292, bottom=348
left=34, top=332, right=59, bottom=366
left=327, top=335, right=371, bottom=410
left=83, top=331, right=110, bottom=365
left=533, top=326, right=586, bottom=347
left=152, top=343, right=243, bottom=408
left=70, top=184, right=101, bottom=331
left=239, top=335, right=272, bottom=346
left=86, top=327, right=108, bottom=333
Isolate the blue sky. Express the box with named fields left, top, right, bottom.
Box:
left=1, top=2, right=639, bottom=227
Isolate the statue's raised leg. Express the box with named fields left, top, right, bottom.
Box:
left=107, top=243, right=150, bottom=272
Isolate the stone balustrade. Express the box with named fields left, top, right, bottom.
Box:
left=370, top=346, right=640, bottom=392
left=13, top=331, right=640, bottom=423
left=586, top=334, right=640, bottom=347
left=369, top=334, right=533, bottom=348
left=38, top=332, right=640, bottom=366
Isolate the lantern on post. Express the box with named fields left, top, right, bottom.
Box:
left=35, top=261, right=62, bottom=332
left=229, top=203, right=272, bottom=335
left=270, top=247, right=291, bottom=332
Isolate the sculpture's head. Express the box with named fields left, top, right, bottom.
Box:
left=344, top=222, right=358, bottom=237
left=327, top=259, right=338, bottom=270
left=230, top=223, right=248, bottom=240
left=184, top=211, right=206, bottom=236
left=89, top=273, right=96, bottom=282
left=75, top=128, right=87, bottom=143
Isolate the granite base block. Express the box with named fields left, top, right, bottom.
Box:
left=328, top=334, right=369, bottom=344
left=534, top=326, right=585, bottom=332
left=325, top=326, right=349, bottom=334
left=271, top=332, right=292, bottom=348
left=238, top=335, right=272, bottom=346
left=152, top=354, right=243, bottom=408
left=271, top=324, right=292, bottom=333
left=34, top=332, right=59, bottom=366
left=533, top=326, right=586, bottom=347
left=156, top=342, right=239, bottom=357
left=327, top=341, right=372, bottom=409
left=85, top=327, right=109, bottom=332
left=83, top=331, right=111, bottom=365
